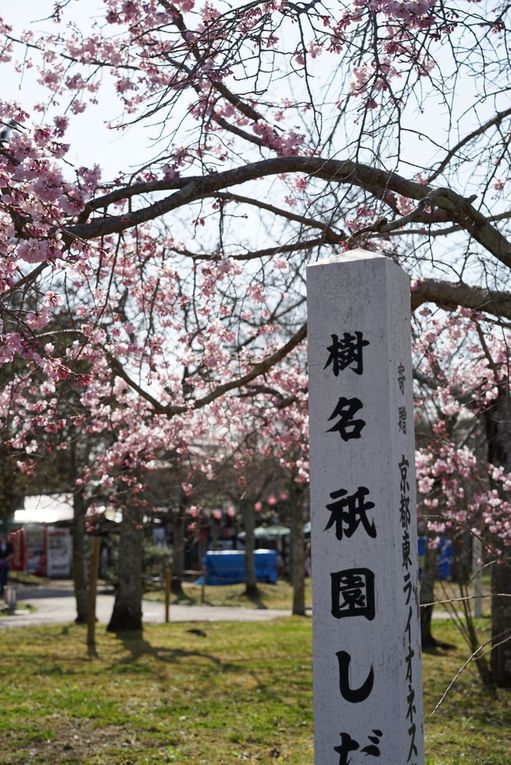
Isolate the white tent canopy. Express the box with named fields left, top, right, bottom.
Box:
left=14, top=494, right=74, bottom=525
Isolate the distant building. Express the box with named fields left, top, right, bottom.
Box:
left=11, top=494, right=73, bottom=577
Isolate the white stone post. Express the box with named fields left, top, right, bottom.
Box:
left=307, top=250, right=424, bottom=765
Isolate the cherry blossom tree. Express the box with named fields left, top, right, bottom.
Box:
left=1, top=0, right=511, bottom=675
left=412, top=307, right=511, bottom=685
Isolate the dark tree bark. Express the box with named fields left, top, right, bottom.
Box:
left=107, top=503, right=144, bottom=632
left=491, top=557, right=511, bottom=687
left=0, top=443, right=22, bottom=522
left=485, top=384, right=511, bottom=687
left=452, top=530, right=473, bottom=586
left=171, top=495, right=186, bottom=596
left=242, top=499, right=259, bottom=599
left=289, top=480, right=306, bottom=616
left=87, top=535, right=101, bottom=656
left=68, top=439, right=89, bottom=623
left=72, top=487, right=89, bottom=623
left=419, top=539, right=439, bottom=647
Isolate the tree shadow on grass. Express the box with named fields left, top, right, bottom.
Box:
left=171, top=591, right=196, bottom=606
left=110, top=628, right=239, bottom=673
left=245, top=588, right=268, bottom=610
left=422, top=639, right=456, bottom=655
left=221, top=586, right=268, bottom=610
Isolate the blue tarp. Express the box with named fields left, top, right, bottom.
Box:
left=418, top=536, right=453, bottom=581
left=204, top=548, right=278, bottom=585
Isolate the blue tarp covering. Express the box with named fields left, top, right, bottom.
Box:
left=418, top=536, right=453, bottom=581
left=204, top=548, right=278, bottom=585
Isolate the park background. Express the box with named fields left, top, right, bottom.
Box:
left=1, top=0, right=511, bottom=762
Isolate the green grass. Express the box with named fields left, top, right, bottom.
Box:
left=423, top=616, right=511, bottom=764
left=9, top=570, right=52, bottom=587
left=145, top=578, right=312, bottom=610
left=0, top=617, right=509, bottom=764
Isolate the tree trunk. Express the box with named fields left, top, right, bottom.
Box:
left=289, top=483, right=306, bottom=616
left=87, top=535, right=101, bottom=656
left=485, top=383, right=511, bottom=686
left=0, top=444, right=21, bottom=523
left=491, top=555, right=511, bottom=687
left=420, top=539, right=439, bottom=647
left=72, top=488, right=89, bottom=623
left=69, top=440, right=88, bottom=623
left=107, top=504, right=144, bottom=632
left=242, top=500, right=259, bottom=599
left=171, top=500, right=185, bottom=597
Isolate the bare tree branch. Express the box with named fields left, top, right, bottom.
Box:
left=428, top=107, right=511, bottom=183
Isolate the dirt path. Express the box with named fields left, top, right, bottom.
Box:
left=0, top=583, right=292, bottom=628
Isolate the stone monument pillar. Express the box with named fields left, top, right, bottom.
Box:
left=307, top=250, right=424, bottom=765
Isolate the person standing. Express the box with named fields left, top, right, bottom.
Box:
left=0, top=532, right=14, bottom=597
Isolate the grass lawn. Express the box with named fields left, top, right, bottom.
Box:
left=144, top=578, right=313, bottom=610
left=0, top=617, right=509, bottom=764
left=146, top=576, right=490, bottom=614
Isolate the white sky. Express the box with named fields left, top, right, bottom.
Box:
left=2, top=1, right=487, bottom=183
left=2, top=1, right=155, bottom=178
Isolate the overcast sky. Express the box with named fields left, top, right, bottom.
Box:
left=2, top=1, right=154, bottom=178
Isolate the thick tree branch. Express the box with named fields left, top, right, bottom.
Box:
left=68, top=157, right=511, bottom=268
left=412, top=279, right=511, bottom=321
left=172, top=234, right=344, bottom=261
left=1, top=263, right=49, bottom=301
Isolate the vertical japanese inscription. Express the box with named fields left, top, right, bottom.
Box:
left=324, top=486, right=377, bottom=540
left=397, top=362, right=406, bottom=395
left=331, top=568, right=375, bottom=621
left=334, top=730, right=382, bottom=765
left=327, top=397, right=366, bottom=440
left=323, top=331, right=383, bottom=762
left=324, top=331, right=370, bottom=376
left=397, top=361, right=419, bottom=764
